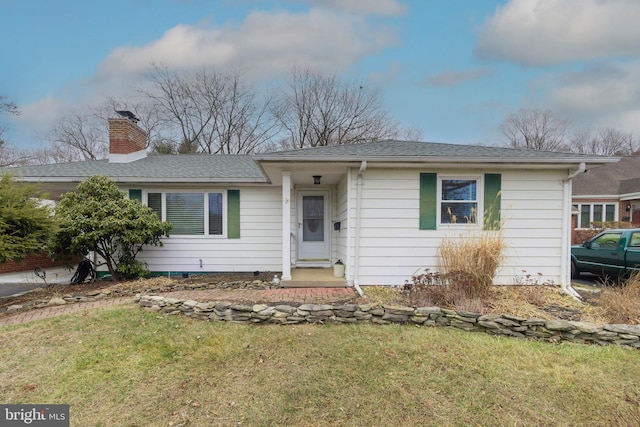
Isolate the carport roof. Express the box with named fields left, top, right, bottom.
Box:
left=3, top=154, right=268, bottom=183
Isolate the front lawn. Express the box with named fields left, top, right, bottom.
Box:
left=1, top=307, right=639, bottom=426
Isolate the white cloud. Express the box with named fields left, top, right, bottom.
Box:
left=15, top=95, right=69, bottom=133
left=425, top=68, right=490, bottom=87
left=550, top=62, right=640, bottom=113
left=15, top=7, right=399, bottom=147
left=95, top=9, right=398, bottom=82
left=476, top=0, right=640, bottom=66
left=293, top=0, right=407, bottom=16
left=611, top=109, right=640, bottom=134
left=527, top=60, right=640, bottom=134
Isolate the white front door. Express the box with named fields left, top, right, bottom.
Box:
left=297, top=191, right=330, bottom=263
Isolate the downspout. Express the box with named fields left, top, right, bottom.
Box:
left=561, top=162, right=586, bottom=300
left=352, top=160, right=367, bottom=296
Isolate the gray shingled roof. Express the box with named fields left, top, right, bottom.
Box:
left=4, top=154, right=268, bottom=183
left=573, top=156, right=640, bottom=196
left=4, top=140, right=616, bottom=184
left=256, top=140, right=612, bottom=162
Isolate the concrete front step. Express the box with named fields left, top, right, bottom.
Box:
left=280, top=280, right=348, bottom=288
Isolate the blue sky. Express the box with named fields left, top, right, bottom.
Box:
left=2, top=0, right=640, bottom=149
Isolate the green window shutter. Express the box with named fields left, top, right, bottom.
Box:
left=483, top=173, right=501, bottom=230
left=227, top=190, right=240, bottom=239
left=419, top=173, right=437, bottom=230
left=129, top=189, right=142, bottom=202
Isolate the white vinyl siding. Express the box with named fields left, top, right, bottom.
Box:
left=345, top=168, right=566, bottom=286
left=333, top=173, right=349, bottom=266
left=138, top=187, right=282, bottom=273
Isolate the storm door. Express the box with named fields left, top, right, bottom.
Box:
left=297, top=191, right=330, bottom=262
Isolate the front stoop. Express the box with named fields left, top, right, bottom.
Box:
left=280, top=280, right=347, bottom=288
left=281, top=268, right=347, bottom=288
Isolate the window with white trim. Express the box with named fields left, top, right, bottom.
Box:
left=439, top=177, right=479, bottom=224
left=574, top=203, right=616, bottom=229
left=146, top=192, right=225, bottom=236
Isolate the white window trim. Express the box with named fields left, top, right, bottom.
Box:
left=437, top=175, right=483, bottom=227
left=144, top=190, right=227, bottom=238
left=575, top=203, right=617, bottom=230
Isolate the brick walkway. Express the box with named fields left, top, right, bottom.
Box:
left=0, top=287, right=358, bottom=326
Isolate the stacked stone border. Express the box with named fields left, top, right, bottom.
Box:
left=137, top=295, right=640, bottom=349
left=1, top=280, right=270, bottom=316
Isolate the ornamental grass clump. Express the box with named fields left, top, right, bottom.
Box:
left=595, top=272, right=640, bottom=325
left=437, top=230, right=506, bottom=299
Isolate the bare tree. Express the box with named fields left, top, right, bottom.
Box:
left=141, top=64, right=277, bottom=154
left=29, top=144, right=81, bottom=165
left=43, top=97, right=167, bottom=163
left=0, top=96, right=19, bottom=145
left=0, top=96, right=34, bottom=167
left=501, top=108, right=571, bottom=152
left=271, top=68, right=402, bottom=149
left=0, top=145, right=34, bottom=167
left=570, top=128, right=636, bottom=156
left=47, top=108, right=108, bottom=161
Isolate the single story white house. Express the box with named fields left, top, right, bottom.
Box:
left=6, top=117, right=615, bottom=289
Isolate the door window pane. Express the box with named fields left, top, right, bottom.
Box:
left=303, top=195, right=324, bottom=241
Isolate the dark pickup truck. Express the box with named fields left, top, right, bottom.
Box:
left=571, top=228, right=640, bottom=278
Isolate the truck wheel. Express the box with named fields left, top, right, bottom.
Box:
left=571, top=261, right=581, bottom=279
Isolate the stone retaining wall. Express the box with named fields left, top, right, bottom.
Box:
left=1, top=280, right=269, bottom=316
left=137, top=295, right=640, bottom=349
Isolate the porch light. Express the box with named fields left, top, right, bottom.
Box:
left=313, top=175, right=322, bottom=185
left=626, top=204, right=631, bottom=212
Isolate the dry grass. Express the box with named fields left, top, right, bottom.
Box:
left=489, top=285, right=608, bottom=323
left=438, top=230, right=506, bottom=298
left=593, top=273, right=640, bottom=324
left=364, top=281, right=609, bottom=323
left=1, top=307, right=639, bottom=426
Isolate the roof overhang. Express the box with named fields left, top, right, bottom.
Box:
left=253, top=154, right=618, bottom=167
left=572, top=195, right=621, bottom=200
left=13, top=176, right=269, bottom=184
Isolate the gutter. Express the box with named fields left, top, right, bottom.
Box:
left=565, top=162, right=586, bottom=182
left=254, top=154, right=618, bottom=165
left=352, top=160, right=367, bottom=297
left=561, top=162, right=586, bottom=300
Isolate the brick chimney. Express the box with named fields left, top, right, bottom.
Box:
left=108, top=115, right=148, bottom=163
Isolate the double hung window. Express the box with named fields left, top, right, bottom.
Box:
left=440, top=179, right=478, bottom=224
left=419, top=173, right=501, bottom=230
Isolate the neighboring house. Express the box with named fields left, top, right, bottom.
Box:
left=5, top=117, right=615, bottom=287
left=572, top=155, right=640, bottom=243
